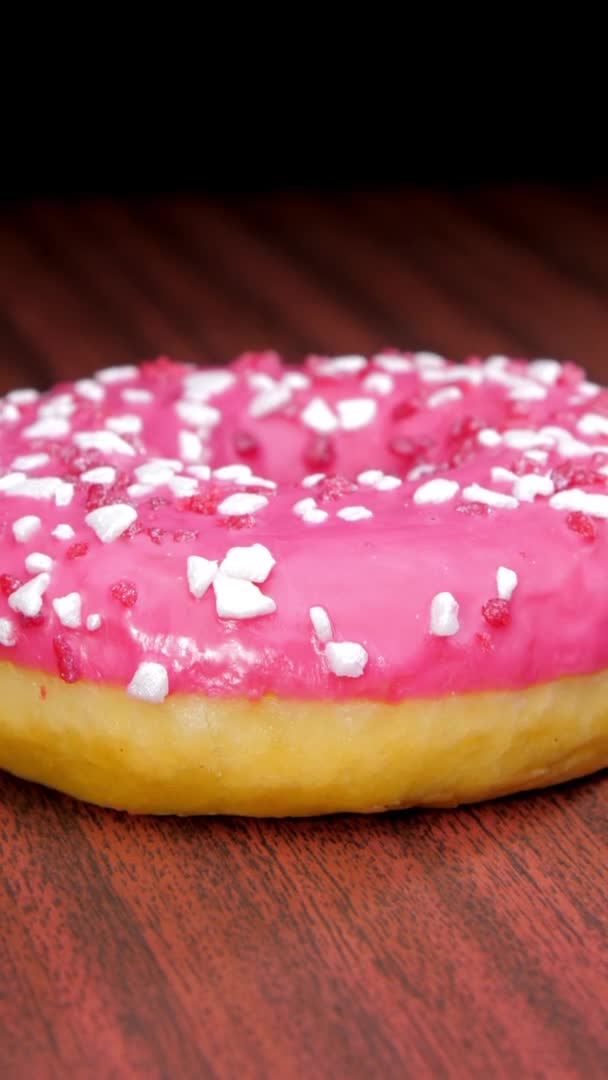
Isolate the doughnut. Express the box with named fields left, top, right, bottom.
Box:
left=1, top=351, right=608, bottom=815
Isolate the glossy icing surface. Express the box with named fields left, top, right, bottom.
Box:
left=1, top=351, right=608, bottom=702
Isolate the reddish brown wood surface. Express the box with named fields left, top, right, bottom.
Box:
left=0, top=188, right=607, bottom=1078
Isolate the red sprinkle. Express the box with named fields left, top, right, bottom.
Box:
left=387, top=435, right=420, bottom=464
left=0, top=574, right=21, bottom=596
left=391, top=399, right=418, bottom=421
left=145, top=527, right=167, bottom=545
left=39, top=685, right=47, bottom=700
left=216, top=514, right=255, bottom=530
left=316, top=475, right=357, bottom=502
left=53, top=635, right=81, bottom=683
left=475, top=631, right=494, bottom=652
left=233, top=429, right=260, bottom=457
left=551, top=462, right=607, bottom=492
left=67, top=541, right=89, bottom=559
left=182, top=489, right=222, bottom=515
left=173, top=529, right=199, bottom=543
left=456, top=501, right=490, bottom=516
left=111, top=580, right=138, bottom=608
left=303, top=435, right=336, bottom=471
left=482, top=598, right=511, bottom=627
left=566, top=511, right=596, bottom=541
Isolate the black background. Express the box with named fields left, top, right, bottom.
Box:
left=1, top=41, right=604, bottom=199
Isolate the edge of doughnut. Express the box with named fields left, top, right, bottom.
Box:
left=1, top=661, right=607, bottom=814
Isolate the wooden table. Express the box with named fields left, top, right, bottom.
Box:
left=0, top=188, right=607, bottom=1078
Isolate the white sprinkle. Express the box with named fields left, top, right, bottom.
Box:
left=74, top=430, right=136, bottom=456
left=497, top=566, right=518, bottom=601
left=282, top=371, right=310, bottom=391
left=179, top=430, right=203, bottom=462
left=183, top=369, right=235, bottom=400
left=293, top=497, right=317, bottom=517
left=247, top=475, right=277, bottom=490
left=167, top=475, right=196, bottom=498
left=362, top=372, right=394, bottom=395
left=85, top=504, right=137, bottom=543
left=413, top=478, right=459, bottom=505
left=187, top=555, right=219, bottom=599
left=148, top=457, right=184, bottom=472
left=502, top=429, right=554, bottom=451
left=247, top=373, right=276, bottom=392
left=528, top=359, right=561, bottom=385
left=213, top=573, right=276, bottom=619
left=74, top=378, right=105, bottom=401
left=301, top=397, right=339, bottom=434
left=39, top=393, right=75, bottom=419
left=301, top=473, right=325, bottom=488
left=484, top=355, right=509, bottom=372
left=376, top=475, right=401, bottom=491
left=577, top=413, right=608, bottom=438
left=12, top=515, right=42, bottom=542
left=127, top=484, right=153, bottom=499
left=248, top=383, right=292, bottom=418
left=336, top=505, right=373, bottom=521
left=105, top=414, right=143, bottom=436
left=462, top=484, right=519, bottom=509
left=214, top=464, right=253, bottom=482
left=217, top=493, right=268, bottom=516
left=25, top=552, right=53, bottom=573
left=11, top=453, right=50, bottom=471
left=316, top=355, right=367, bottom=376
left=121, top=388, right=153, bottom=404
left=134, top=463, right=174, bottom=486
left=0, top=472, right=26, bottom=491
left=52, top=592, right=82, bottom=628
left=127, top=661, right=169, bottom=704
left=429, top=592, right=460, bottom=636
left=55, top=482, right=74, bottom=507
left=421, top=364, right=483, bottom=386
left=325, top=641, right=368, bottom=678
left=8, top=573, right=50, bottom=617
left=336, top=397, right=377, bottom=431
left=175, top=400, right=221, bottom=429
left=7, top=388, right=39, bottom=405
left=23, top=417, right=70, bottom=439
left=357, top=469, right=384, bottom=487
left=0, top=617, right=17, bottom=647
left=477, top=428, right=503, bottom=448
left=540, top=426, right=597, bottom=458
left=309, top=606, right=333, bottom=643
left=549, top=489, right=608, bottom=518
left=220, top=543, right=275, bottom=583
left=513, top=474, right=554, bottom=502
left=51, top=523, right=75, bottom=540
left=491, top=466, right=518, bottom=485
left=301, top=507, right=329, bottom=524
left=6, top=477, right=62, bottom=500
left=96, top=365, right=138, bottom=384
left=373, top=353, right=413, bottom=373
left=86, top=613, right=102, bottom=631
left=578, top=381, right=601, bottom=398
left=187, top=464, right=212, bottom=481
left=81, top=466, right=116, bottom=484
left=0, top=402, right=20, bottom=424
left=507, top=382, right=547, bottom=401
left=524, top=449, right=549, bottom=464
left=427, top=387, right=463, bottom=409
left=407, top=464, right=436, bottom=482
left=415, top=351, right=446, bottom=368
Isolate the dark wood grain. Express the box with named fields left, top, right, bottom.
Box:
left=0, top=188, right=607, bottom=1079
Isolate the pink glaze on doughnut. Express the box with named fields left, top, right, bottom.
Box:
left=1, top=351, right=608, bottom=702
